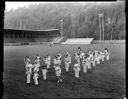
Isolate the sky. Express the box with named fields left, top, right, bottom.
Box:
left=5, top=2, right=109, bottom=12
left=5, top=2, right=45, bottom=11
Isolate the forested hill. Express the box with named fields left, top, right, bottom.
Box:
left=4, top=2, right=125, bottom=40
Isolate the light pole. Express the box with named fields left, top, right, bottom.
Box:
left=60, top=20, right=63, bottom=36
left=98, top=14, right=103, bottom=41
left=102, top=14, right=104, bottom=40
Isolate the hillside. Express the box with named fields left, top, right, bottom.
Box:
left=4, top=1, right=125, bottom=40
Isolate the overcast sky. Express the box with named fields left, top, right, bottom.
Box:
left=5, top=2, right=109, bottom=11
left=5, top=2, right=45, bottom=11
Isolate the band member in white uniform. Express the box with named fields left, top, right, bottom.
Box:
left=87, top=55, right=91, bottom=69
left=41, top=57, right=48, bottom=80
left=35, top=54, right=41, bottom=66
left=73, top=62, right=81, bottom=78
left=100, top=51, right=105, bottom=62
left=95, top=51, right=100, bottom=64
left=33, top=61, right=40, bottom=72
left=33, top=70, right=39, bottom=85
left=24, top=56, right=31, bottom=71
left=47, top=55, right=51, bottom=69
left=24, top=56, right=34, bottom=85
left=53, top=56, right=62, bottom=83
left=104, top=48, right=109, bottom=60
left=89, top=51, right=94, bottom=67
left=64, top=54, right=71, bottom=72
left=82, top=56, right=88, bottom=73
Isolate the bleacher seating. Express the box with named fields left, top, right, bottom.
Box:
left=62, top=38, right=94, bottom=44
left=52, top=37, right=64, bottom=44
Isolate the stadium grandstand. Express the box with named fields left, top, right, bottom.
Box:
left=4, top=29, right=64, bottom=45
left=62, top=38, right=94, bottom=44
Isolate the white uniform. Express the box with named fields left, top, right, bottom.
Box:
left=45, top=58, right=49, bottom=69
left=53, top=59, right=57, bottom=67
left=33, top=63, right=40, bottom=72
left=55, top=66, right=61, bottom=77
left=100, top=52, right=105, bottom=62
left=53, top=58, right=62, bottom=83
left=47, top=56, right=51, bottom=69
left=24, top=58, right=31, bottom=71
left=42, top=66, right=47, bottom=80
left=33, top=72, right=39, bottom=85
left=73, top=63, right=80, bottom=78
left=35, top=56, right=41, bottom=65
left=95, top=51, right=100, bottom=64
left=105, top=50, right=109, bottom=60
left=64, top=56, right=71, bottom=72
left=82, top=58, right=87, bottom=73
left=90, top=54, right=94, bottom=67
left=87, top=57, right=91, bottom=69
left=26, top=64, right=34, bottom=84
left=76, top=56, right=80, bottom=66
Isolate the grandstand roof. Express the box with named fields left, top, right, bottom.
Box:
left=4, top=28, right=61, bottom=35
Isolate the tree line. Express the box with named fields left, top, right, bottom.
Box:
left=4, top=1, right=125, bottom=40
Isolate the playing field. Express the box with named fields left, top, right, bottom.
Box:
left=3, top=44, right=125, bottom=98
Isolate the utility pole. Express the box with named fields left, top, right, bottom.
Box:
left=98, top=14, right=102, bottom=41
left=102, top=14, right=104, bottom=40
left=60, top=20, right=63, bottom=36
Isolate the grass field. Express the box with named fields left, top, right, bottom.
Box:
left=3, top=44, right=125, bottom=98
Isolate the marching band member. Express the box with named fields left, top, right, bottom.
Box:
left=45, top=55, right=51, bottom=69
left=73, top=62, right=81, bottom=78
left=87, top=55, right=91, bottom=69
left=24, top=56, right=31, bottom=71
left=33, top=61, right=40, bottom=72
left=35, top=54, right=41, bottom=65
left=57, top=52, right=62, bottom=66
left=104, top=48, right=109, bottom=60
left=64, top=54, right=71, bottom=72
left=25, top=62, right=34, bottom=84
left=66, top=50, right=71, bottom=57
left=92, top=52, right=96, bottom=66
left=41, top=57, right=47, bottom=80
left=47, top=55, right=51, bottom=69
left=95, top=50, right=100, bottom=64
left=24, top=56, right=34, bottom=84
left=33, top=70, right=39, bottom=85
left=100, top=51, right=105, bottom=62
left=57, top=52, right=62, bottom=60
left=89, top=51, right=94, bottom=67
left=82, top=56, right=88, bottom=73
left=53, top=56, right=62, bottom=83
left=33, top=54, right=41, bottom=72
left=76, top=54, right=81, bottom=66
